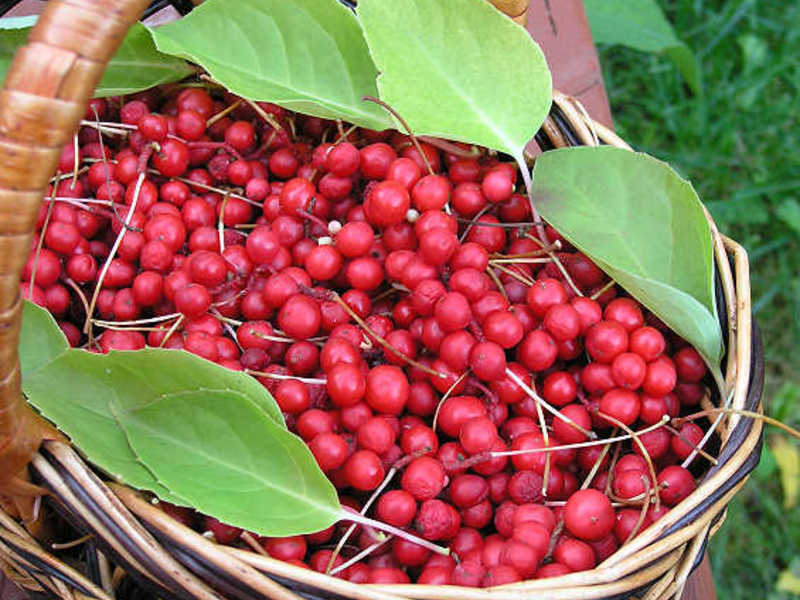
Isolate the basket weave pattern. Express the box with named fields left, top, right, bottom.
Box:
left=0, top=1, right=762, bottom=599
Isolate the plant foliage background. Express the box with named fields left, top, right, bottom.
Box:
left=592, top=1, right=799, bottom=597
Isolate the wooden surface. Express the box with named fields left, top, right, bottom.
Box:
left=0, top=1, right=715, bottom=599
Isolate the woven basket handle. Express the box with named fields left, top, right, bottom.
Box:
left=0, top=0, right=150, bottom=482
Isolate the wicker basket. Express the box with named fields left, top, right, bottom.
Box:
left=0, top=1, right=763, bottom=599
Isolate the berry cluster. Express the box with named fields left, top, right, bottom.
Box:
left=24, top=84, right=712, bottom=586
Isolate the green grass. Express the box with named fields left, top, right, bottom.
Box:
left=595, top=1, right=800, bottom=597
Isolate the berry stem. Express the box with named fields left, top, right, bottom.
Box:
left=362, top=96, right=434, bottom=176
left=329, top=537, right=391, bottom=577
left=341, top=509, right=450, bottom=556
left=523, top=233, right=583, bottom=297
left=623, top=486, right=652, bottom=545
left=29, top=190, right=56, bottom=297
left=83, top=172, right=146, bottom=336
left=504, top=368, right=597, bottom=440
left=432, top=370, right=471, bottom=433
left=321, top=289, right=447, bottom=379
left=418, top=136, right=481, bottom=158
left=664, top=424, right=719, bottom=464
left=245, top=370, right=327, bottom=386
left=590, top=279, right=616, bottom=301
left=206, top=99, right=242, bottom=128
left=157, top=315, right=184, bottom=349
left=596, top=410, right=661, bottom=512
left=326, top=466, right=399, bottom=573
left=673, top=408, right=800, bottom=440
left=491, top=417, right=669, bottom=458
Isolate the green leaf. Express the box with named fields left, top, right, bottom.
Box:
left=151, top=0, right=391, bottom=131
left=777, top=198, right=800, bottom=235
left=94, top=23, right=195, bottom=97
left=0, top=20, right=193, bottom=98
left=776, top=568, right=800, bottom=595
left=113, top=390, right=340, bottom=536
left=771, top=435, right=800, bottom=510
left=23, top=350, right=183, bottom=503
left=19, top=300, right=68, bottom=378
left=357, top=0, right=551, bottom=166
left=584, top=0, right=701, bottom=95
left=533, top=146, right=724, bottom=386
left=0, top=18, right=32, bottom=78
left=23, top=348, right=288, bottom=507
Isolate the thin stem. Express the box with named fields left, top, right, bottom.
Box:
left=489, top=258, right=552, bottom=265
left=29, top=190, right=56, bottom=295
left=590, top=279, right=616, bottom=301
left=523, top=233, right=583, bottom=297
left=485, top=266, right=509, bottom=302
left=674, top=408, right=800, bottom=441
left=241, top=96, right=287, bottom=137
left=505, top=368, right=597, bottom=439
left=342, top=510, right=449, bottom=556
left=206, top=100, right=242, bottom=127
left=596, top=411, right=661, bottom=512
left=682, top=391, right=733, bottom=469
left=62, top=278, right=90, bottom=320
left=418, top=136, right=481, bottom=158
left=664, top=424, right=719, bottom=464
left=51, top=534, right=93, bottom=551
left=92, top=313, right=181, bottom=327
left=432, top=371, right=470, bottom=433
left=491, top=417, right=669, bottom=458
left=84, top=172, right=146, bottom=335
left=326, top=466, right=399, bottom=573
left=491, top=263, right=534, bottom=287
left=534, top=386, right=552, bottom=498
left=240, top=532, right=269, bottom=557
left=580, top=430, right=616, bottom=490
left=363, top=96, right=434, bottom=176
left=329, top=538, right=391, bottom=576
left=326, top=290, right=446, bottom=379
left=246, top=370, right=327, bottom=386
left=623, top=481, right=652, bottom=544
left=158, top=315, right=184, bottom=348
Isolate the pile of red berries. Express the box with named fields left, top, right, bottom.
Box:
left=24, top=84, right=713, bottom=586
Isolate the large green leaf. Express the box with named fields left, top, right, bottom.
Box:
left=94, top=23, right=195, bottom=97
left=0, top=19, right=193, bottom=98
left=23, top=348, right=288, bottom=508
left=533, top=146, right=723, bottom=387
left=357, top=0, right=551, bottom=166
left=113, top=390, right=340, bottom=536
left=19, top=300, right=67, bottom=378
left=23, top=350, right=183, bottom=503
left=583, top=0, right=701, bottom=95
left=151, top=0, right=391, bottom=131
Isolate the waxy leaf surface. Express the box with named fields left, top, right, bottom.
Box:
left=115, top=390, right=341, bottom=536
left=22, top=348, right=291, bottom=510
left=152, top=0, right=391, bottom=130
left=533, top=147, right=723, bottom=386
left=358, top=0, right=551, bottom=164
left=19, top=300, right=67, bottom=378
